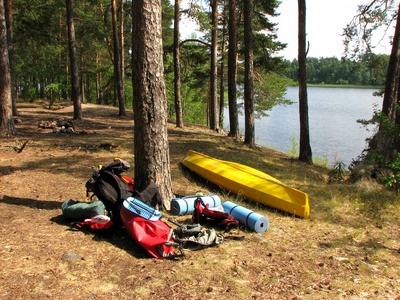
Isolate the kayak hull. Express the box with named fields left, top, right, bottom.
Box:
left=182, top=150, right=310, bottom=218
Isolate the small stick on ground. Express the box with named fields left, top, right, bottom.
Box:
left=2, top=140, right=30, bottom=153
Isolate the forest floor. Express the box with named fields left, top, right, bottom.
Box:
left=1, top=100, right=400, bottom=300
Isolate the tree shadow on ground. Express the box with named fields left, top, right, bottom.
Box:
left=1, top=195, right=61, bottom=210
left=0, top=195, right=159, bottom=259
left=50, top=212, right=156, bottom=260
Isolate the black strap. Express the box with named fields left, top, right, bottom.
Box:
left=183, top=198, right=189, bottom=214
left=199, top=197, right=207, bottom=207
left=224, top=236, right=245, bottom=241
left=245, top=212, right=255, bottom=228
left=228, top=204, right=239, bottom=215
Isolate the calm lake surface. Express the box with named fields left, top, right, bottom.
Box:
left=223, top=86, right=382, bottom=167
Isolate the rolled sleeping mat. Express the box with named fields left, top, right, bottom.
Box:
left=222, top=201, right=269, bottom=233
left=170, top=194, right=222, bottom=215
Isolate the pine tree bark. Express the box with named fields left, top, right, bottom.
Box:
left=0, top=0, right=15, bottom=136
left=96, top=53, right=101, bottom=104
left=243, top=0, right=256, bottom=148
left=174, top=0, right=183, bottom=128
left=298, top=0, right=312, bottom=164
left=4, top=0, right=17, bottom=117
left=66, top=0, right=82, bottom=120
left=219, top=8, right=226, bottom=129
left=381, top=3, right=400, bottom=122
left=209, top=0, right=219, bottom=131
left=228, top=0, right=240, bottom=139
left=132, top=0, right=174, bottom=211
left=367, top=3, right=400, bottom=161
left=79, top=43, right=85, bottom=103
left=120, top=0, right=125, bottom=114
left=112, top=0, right=125, bottom=116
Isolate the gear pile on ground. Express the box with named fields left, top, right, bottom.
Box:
left=61, top=158, right=232, bottom=260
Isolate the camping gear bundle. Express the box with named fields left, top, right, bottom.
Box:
left=61, top=158, right=236, bottom=259
left=170, top=194, right=222, bottom=215
left=171, top=196, right=269, bottom=233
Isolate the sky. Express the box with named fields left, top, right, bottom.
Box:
left=179, top=0, right=395, bottom=60
left=275, top=0, right=393, bottom=59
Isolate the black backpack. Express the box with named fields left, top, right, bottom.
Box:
left=86, top=159, right=163, bottom=217
left=86, top=159, right=134, bottom=217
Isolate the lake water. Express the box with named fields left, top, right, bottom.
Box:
left=223, top=86, right=382, bottom=167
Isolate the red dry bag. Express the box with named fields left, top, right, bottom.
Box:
left=120, top=203, right=183, bottom=259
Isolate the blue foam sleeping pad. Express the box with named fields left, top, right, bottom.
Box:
left=222, top=201, right=269, bottom=233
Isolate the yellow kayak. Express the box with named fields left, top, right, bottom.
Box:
left=182, top=150, right=310, bottom=218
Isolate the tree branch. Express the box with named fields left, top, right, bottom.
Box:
left=180, top=39, right=211, bottom=48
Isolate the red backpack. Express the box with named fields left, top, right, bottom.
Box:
left=192, top=198, right=238, bottom=231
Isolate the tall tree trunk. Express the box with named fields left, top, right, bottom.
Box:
left=381, top=3, right=400, bottom=122
left=174, top=0, right=184, bottom=128
left=97, top=52, right=103, bottom=104
left=367, top=3, right=400, bottom=161
left=96, top=53, right=100, bottom=103
left=298, top=0, right=312, bottom=164
left=219, top=9, right=226, bottom=129
left=0, top=0, right=15, bottom=136
left=58, top=10, right=62, bottom=101
left=4, top=0, right=16, bottom=117
left=33, top=76, right=38, bottom=98
left=228, top=0, right=240, bottom=139
left=132, top=0, right=174, bottom=210
left=40, top=79, right=45, bottom=99
left=80, top=43, right=85, bottom=103
left=65, top=47, right=69, bottom=101
left=243, top=0, right=255, bottom=148
left=112, top=0, right=126, bottom=116
left=112, top=0, right=118, bottom=108
left=66, top=0, right=82, bottom=120
left=120, top=0, right=125, bottom=113
left=86, top=72, right=90, bottom=100
left=209, top=0, right=219, bottom=131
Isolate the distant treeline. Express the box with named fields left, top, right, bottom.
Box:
left=281, top=54, right=389, bottom=87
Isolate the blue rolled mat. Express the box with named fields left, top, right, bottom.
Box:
left=222, top=201, right=269, bottom=233
left=170, top=194, right=222, bottom=215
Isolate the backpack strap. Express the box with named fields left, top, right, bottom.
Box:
left=100, top=159, right=130, bottom=175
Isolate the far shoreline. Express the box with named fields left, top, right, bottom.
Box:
left=289, top=84, right=382, bottom=89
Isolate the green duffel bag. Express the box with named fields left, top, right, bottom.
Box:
left=61, top=199, right=106, bottom=221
